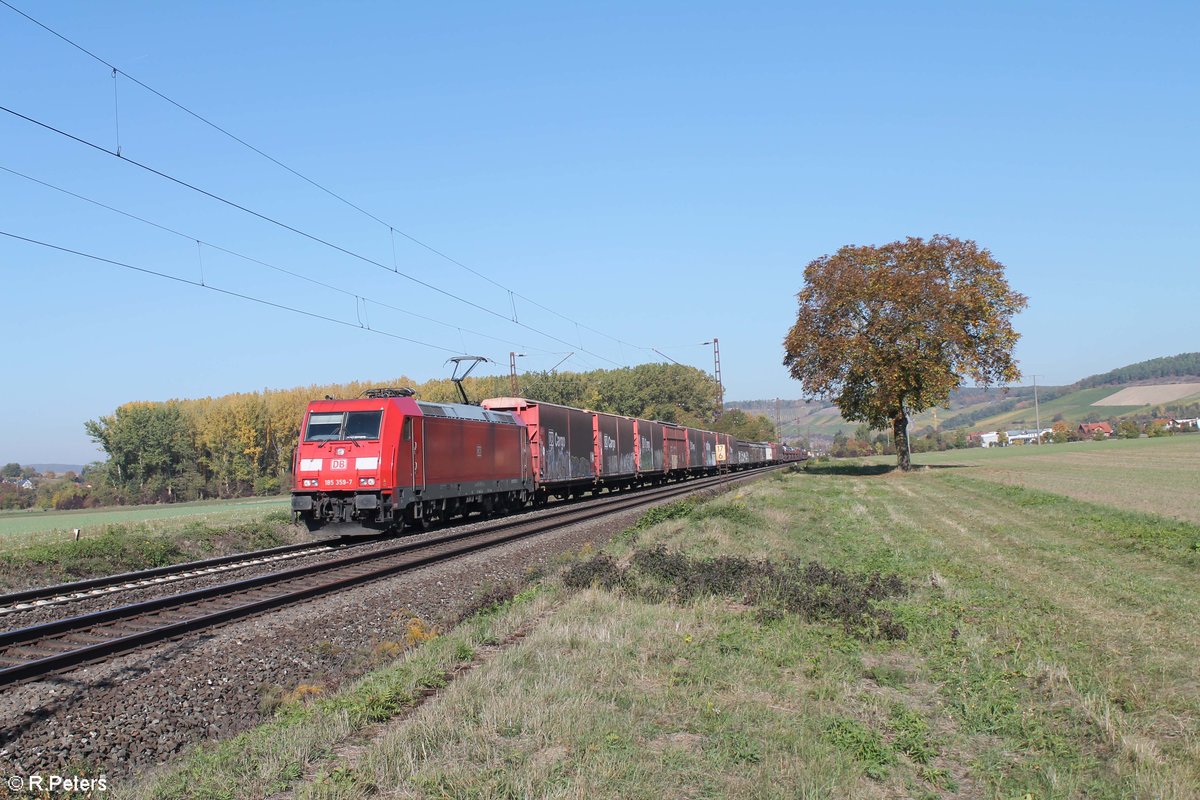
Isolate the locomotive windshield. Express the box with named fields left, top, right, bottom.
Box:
left=345, top=411, right=383, bottom=439
left=304, top=410, right=383, bottom=441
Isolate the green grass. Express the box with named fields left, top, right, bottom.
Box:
left=0, top=509, right=304, bottom=590
left=868, top=433, right=1200, bottom=524
left=0, top=495, right=290, bottom=539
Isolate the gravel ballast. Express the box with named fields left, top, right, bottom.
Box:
left=0, top=505, right=649, bottom=780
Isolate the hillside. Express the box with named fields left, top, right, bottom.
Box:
left=1074, top=352, right=1200, bottom=389
left=743, top=352, right=1200, bottom=441
left=730, top=385, right=1059, bottom=441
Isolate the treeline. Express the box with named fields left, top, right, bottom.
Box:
left=826, top=425, right=972, bottom=458
left=1, top=464, right=89, bottom=511
left=1074, top=352, right=1200, bottom=389
left=83, top=364, right=775, bottom=505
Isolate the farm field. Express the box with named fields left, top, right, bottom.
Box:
left=129, top=458, right=1200, bottom=799
left=881, top=434, right=1200, bottom=524
left=0, top=496, right=300, bottom=590
left=1093, top=382, right=1200, bottom=405
left=0, top=495, right=290, bottom=540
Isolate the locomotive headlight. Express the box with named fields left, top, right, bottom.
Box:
left=368, top=477, right=376, bottom=486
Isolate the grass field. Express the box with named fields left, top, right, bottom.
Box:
left=0, top=497, right=301, bottom=591
left=126, top=443, right=1200, bottom=799
left=882, top=434, right=1200, bottom=524
left=0, top=496, right=290, bottom=540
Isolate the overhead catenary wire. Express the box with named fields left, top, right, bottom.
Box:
left=0, top=0, right=646, bottom=355
left=0, top=164, right=559, bottom=355
left=0, top=102, right=623, bottom=366
left=0, top=229, right=463, bottom=355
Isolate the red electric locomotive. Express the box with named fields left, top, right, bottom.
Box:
left=291, top=388, right=532, bottom=534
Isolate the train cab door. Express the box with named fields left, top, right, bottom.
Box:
left=404, top=415, right=425, bottom=493
left=521, top=431, right=530, bottom=485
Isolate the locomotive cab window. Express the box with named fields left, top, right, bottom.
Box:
left=345, top=411, right=382, bottom=439
left=303, top=410, right=383, bottom=441
left=402, top=418, right=412, bottom=441
left=304, top=413, right=344, bottom=441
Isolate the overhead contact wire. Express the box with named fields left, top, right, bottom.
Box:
left=0, top=0, right=644, bottom=358
left=0, top=230, right=462, bottom=354
left=0, top=164, right=552, bottom=354
left=0, top=104, right=619, bottom=365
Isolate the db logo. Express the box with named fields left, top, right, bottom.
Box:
left=330, top=459, right=348, bottom=470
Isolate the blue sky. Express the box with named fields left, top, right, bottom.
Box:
left=1, top=1, right=1197, bottom=464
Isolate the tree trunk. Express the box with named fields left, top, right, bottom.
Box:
left=893, top=410, right=911, bottom=471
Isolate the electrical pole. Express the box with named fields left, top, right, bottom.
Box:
left=775, top=397, right=782, bottom=439
left=712, top=337, right=723, bottom=409
left=699, top=338, right=724, bottom=412
left=509, top=352, right=525, bottom=396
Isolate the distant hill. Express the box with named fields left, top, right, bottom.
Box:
left=25, top=463, right=85, bottom=475
left=1073, top=352, right=1200, bottom=389
left=735, top=352, right=1200, bottom=442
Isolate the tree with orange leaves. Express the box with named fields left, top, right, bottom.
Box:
left=783, top=236, right=1027, bottom=470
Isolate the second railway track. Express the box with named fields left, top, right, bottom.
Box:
left=0, top=466, right=780, bottom=689
left=0, top=538, right=354, bottom=617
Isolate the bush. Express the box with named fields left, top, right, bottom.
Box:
left=565, top=545, right=911, bottom=641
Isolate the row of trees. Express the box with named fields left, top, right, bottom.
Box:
left=827, top=411, right=1199, bottom=458
left=82, top=364, right=775, bottom=505
left=827, top=424, right=973, bottom=458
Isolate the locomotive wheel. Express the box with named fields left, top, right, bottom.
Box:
left=403, top=505, right=431, bottom=532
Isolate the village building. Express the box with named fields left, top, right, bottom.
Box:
left=1078, top=422, right=1114, bottom=438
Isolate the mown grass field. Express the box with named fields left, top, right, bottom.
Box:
left=0, top=498, right=302, bottom=591
left=0, top=495, right=290, bottom=540
left=124, top=438, right=1200, bottom=800
left=879, top=434, right=1200, bottom=524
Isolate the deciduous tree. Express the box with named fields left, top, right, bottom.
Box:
left=712, top=409, right=776, bottom=440
left=783, top=236, right=1027, bottom=470
left=1117, top=419, right=1141, bottom=439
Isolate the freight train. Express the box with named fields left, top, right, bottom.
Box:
left=290, top=388, right=804, bottom=535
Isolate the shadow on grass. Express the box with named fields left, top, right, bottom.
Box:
left=803, top=463, right=970, bottom=476
left=805, top=464, right=897, bottom=476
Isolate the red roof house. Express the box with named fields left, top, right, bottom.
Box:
left=1078, top=422, right=1113, bottom=438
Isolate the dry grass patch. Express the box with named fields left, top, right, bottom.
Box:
left=298, top=591, right=915, bottom=799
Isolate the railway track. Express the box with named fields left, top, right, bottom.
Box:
left=0, top=466, right=780, bottom=688
left=0, top=538, right=354, bottom=617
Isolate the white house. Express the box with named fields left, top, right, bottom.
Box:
left=980, top=428, right=1053, bottom=447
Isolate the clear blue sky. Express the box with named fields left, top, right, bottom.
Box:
left=2, top=1, right=1197, bottom=464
